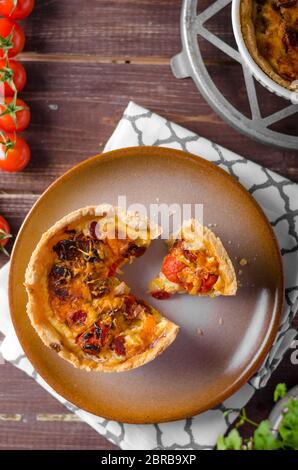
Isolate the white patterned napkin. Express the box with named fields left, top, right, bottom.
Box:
left=0, top=101, right=297, bottom=450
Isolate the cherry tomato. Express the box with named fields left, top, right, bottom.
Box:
left=0, top=18, right=25, bottom=58
left=0, top=58, right=26, bottom=96
left=161, top=254, right=185, bottom=284
left=0, top=0, right=35, bottom=20
left=0, top=214, right=11, bottom=255
left=0, top=132, right=30, bottom=172
left=0, top=96, right=30, bottom=131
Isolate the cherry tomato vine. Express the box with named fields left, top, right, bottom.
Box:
left=0, top=213, right=11, bottom=255
left=0, top=1, right=35, bottom=255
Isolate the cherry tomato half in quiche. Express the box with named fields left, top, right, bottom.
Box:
left=0, top=58, right=27, bottom=96
left=0, top=132, right=30, bottom=172
left=0, top=96, right=30, bottom=132
left=161, top=254, right=185, bottom=284
left=0, top=18, right=25, bottom=58
left=0, top=0, right=35, bottom=20
left=0, top=214, right=11, bottom=255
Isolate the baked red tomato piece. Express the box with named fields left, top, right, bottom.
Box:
left=0, top=96, right=30, bottom=131
left=0, top=132, right=30, bottom=172
left=77, top=321, right=110, bottom=355
left=112, top=336, right=126, bottom=356
left=0, top=214, right=11, bottom=255
left=0, top=18, right=25, bottom=58
left=0, top=0, right=35, bottom=20
left=161, top=254, right=185, bottom=284
left=0, top=58, right=26, bottom=96
left=199, top=274, right=218, bottom=293
left=151, top=291, right=171, bottom=300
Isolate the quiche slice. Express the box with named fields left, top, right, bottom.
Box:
left=149, top=220, right=237, bottom=299
left=25, top=205, right=179, bottom=372
left=241, top=0, right=298, bottom=89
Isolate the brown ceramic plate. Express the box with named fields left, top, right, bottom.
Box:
left=9, top=146, right=284, bottom=424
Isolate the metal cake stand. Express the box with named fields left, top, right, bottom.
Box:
left=171, top=0, right=298, bottom=150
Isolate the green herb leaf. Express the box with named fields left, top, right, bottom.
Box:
left=253, top=420, right=282, bottom=450
left=278, top=398, right=298, bottom=450
left=274, top=383, right=287, bottom=402
left=217, top=429, right=242, bottom=450
left=245, top=437, right=254, bottom=450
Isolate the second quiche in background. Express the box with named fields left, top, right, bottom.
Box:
left=240, top=0, right=298, bottom=90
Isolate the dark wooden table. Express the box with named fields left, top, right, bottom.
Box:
left=0, top=0, right=297, bottom=450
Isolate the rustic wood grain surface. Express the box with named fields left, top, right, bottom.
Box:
left=0, top=0, right=297, bottom=450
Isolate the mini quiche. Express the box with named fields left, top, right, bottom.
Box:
left=241, top=0, right=298, bottom=89
left=25, top=205, right=179, bottom=372
left=149, top=220, right=237, bottom=299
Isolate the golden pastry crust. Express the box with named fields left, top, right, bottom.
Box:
left=241, top=0, right=298, bottom=90
left=25, top=205, right=179, bottom=372
left=149, top=220, right=237, bottom=298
